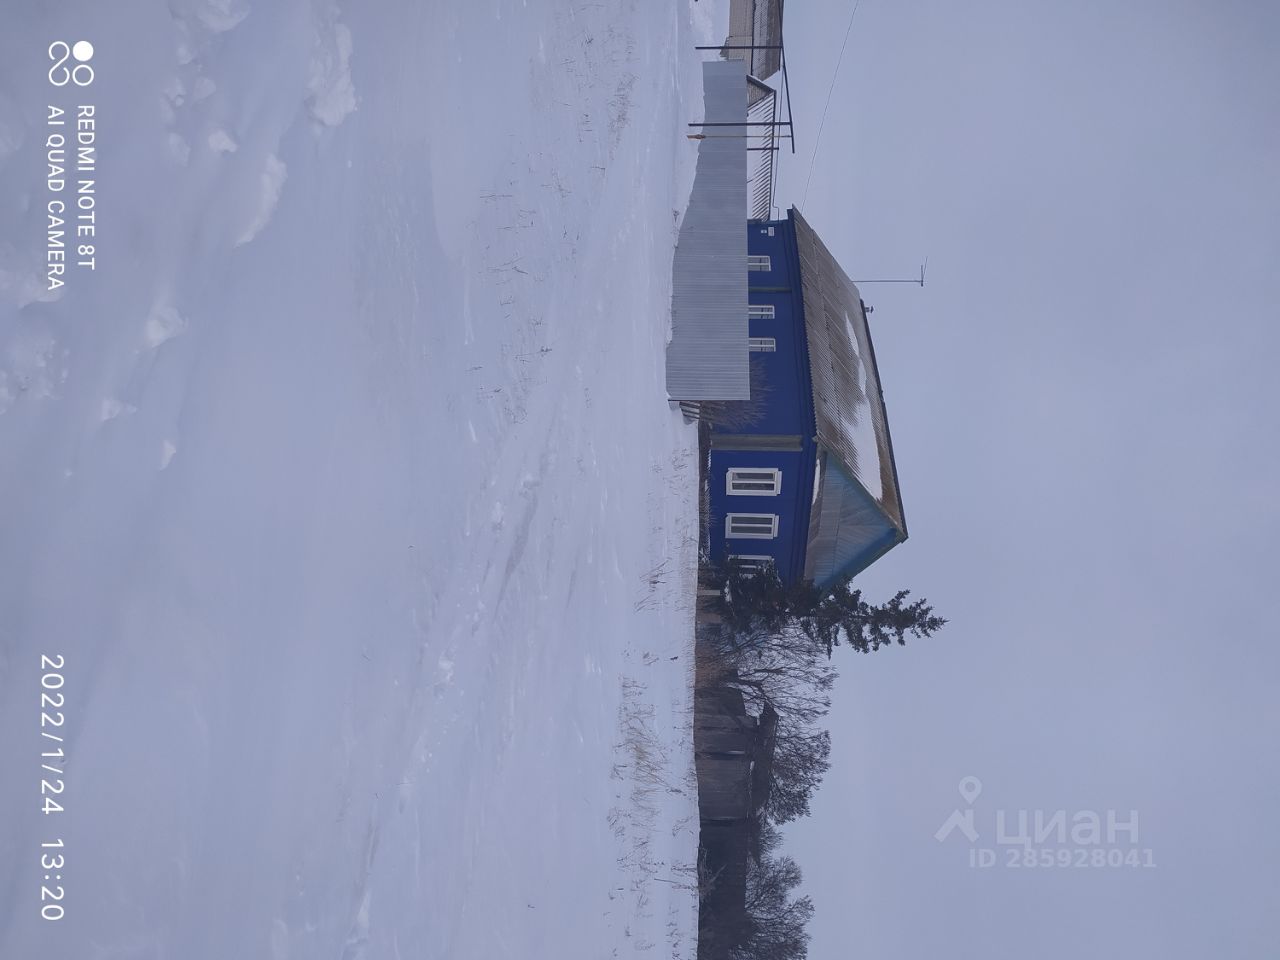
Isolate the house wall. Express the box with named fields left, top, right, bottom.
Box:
left=707, top=218, right=817, bottom=583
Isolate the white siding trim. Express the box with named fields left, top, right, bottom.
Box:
left=725, top=513, right=779, bottom=539
left=728, top=554, right=775, bottom=574
left=727, top=468, right=782, bottom=495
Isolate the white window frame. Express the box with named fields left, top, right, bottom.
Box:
left=725, top=513, right=779, bottom=539
left=728, top=554, right=775, bottom=575
left=747, top=255, right=771, bottom=272
left=748, top=337, right=776, bottom=353
left=727, top=468, right=781, bottom=496
left=748, top=304, right=775, bottom=320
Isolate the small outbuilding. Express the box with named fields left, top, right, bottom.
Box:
left=722, top=0, right=783, bottom=82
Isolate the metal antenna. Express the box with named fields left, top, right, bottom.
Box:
left=854, top=259, right=927, bottom=287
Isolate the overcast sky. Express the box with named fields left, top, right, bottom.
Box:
left=773, top=2, right=1280, bottom=956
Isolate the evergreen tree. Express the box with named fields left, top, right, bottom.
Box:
left=716, top=563, right=946, bottom=657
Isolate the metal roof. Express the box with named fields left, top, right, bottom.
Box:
left=792, top=207, right=908, bottom=583
left=665, top=60, right=751, bottom=401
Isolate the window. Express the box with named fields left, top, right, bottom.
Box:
left=748, top=337, right=776, bottom=353
left=728, top=468, right=781, bottom=495
left=726, top=513, right=779, bottom=539
left=747, top=255, right=771, bottom=272
left=748, top=304, right=775, bottom=320
left=728, top=555, right=775, bottom=575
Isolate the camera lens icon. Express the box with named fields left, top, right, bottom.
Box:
left=71, top=41, right=94, bottom=62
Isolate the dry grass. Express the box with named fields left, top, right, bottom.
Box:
left=693, top=635, right=735, bottom=697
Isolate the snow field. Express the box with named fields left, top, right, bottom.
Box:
left=1, top=0, right=730, bottom=957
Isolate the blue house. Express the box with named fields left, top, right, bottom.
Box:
left=707, top=208, right=908, bottom=587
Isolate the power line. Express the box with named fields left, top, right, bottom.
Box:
left=801, top=0, right=862, bottom=209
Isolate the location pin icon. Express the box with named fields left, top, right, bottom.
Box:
left=958, top=776, right=982, bottom=805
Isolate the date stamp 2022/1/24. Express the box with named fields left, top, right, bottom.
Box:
left=40, top=654, right=67, bottom=922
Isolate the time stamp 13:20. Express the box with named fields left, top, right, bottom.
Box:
left=39, top=654, right=68, bottom=922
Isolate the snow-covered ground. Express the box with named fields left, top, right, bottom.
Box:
left=0, top=1, right=727, bottom=957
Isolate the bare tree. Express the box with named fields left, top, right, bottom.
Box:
left=712, top=623, right=834, bottom=730
left=730, top=853, right=814, bottom=960
left=763, top=725, right=831, bottom=825
left=702, top=562, right=944, bottom=826
left=700, top=622, right=833, bottom=826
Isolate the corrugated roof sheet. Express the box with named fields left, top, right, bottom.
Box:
left=793, top=207, right=908, bottom=582
left=804, top=450, right=903, bottom=587
left=666, top=60, right=751, bottom=401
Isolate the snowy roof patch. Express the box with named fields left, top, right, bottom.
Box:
left=792, top=207, right=907, bottom=581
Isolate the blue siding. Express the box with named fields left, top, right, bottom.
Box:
left=707, top=219, right=818, bottom=583
left=739, top=220, right=811, bottom=437
left=708, top=447, right=814, bottom=583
